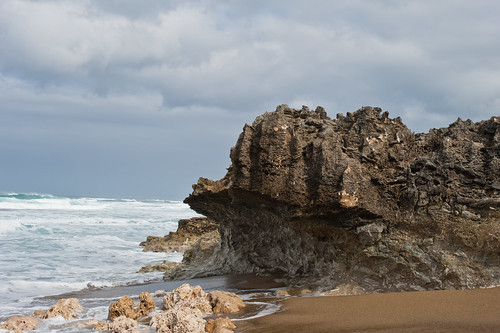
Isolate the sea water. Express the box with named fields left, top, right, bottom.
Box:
left=0, top=193, right=195, bottom=321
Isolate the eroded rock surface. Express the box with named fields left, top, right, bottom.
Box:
left=139, top=217, right=220, bottom=278
left=150, top=307, right=206, bottom=333
left=34, top=298, right=82, bottom=320
left=208, top=291, right=246, bottom=314
left=140, top=217, right=219, bottom=253
left=152, top=284, right=241, bottom=333
left=185, top=105, right=500, bottom=291
left=205, top=317, right=237, bottom=333
left=108, top=291, right=155, bottom=320
left=162, top=284, right=212, bottom=313
left=96, top=316, right=140, bottom=333
left=0, top=315, right=38, bottom=332
left=162, top=284, right=245, bottom=315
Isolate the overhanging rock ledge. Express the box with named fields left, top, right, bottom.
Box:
left=184, top=104, right=500, bottom=292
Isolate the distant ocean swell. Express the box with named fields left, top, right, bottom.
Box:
left=0, top=192, right=197, bottom=320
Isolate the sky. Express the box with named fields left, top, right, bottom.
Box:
left=1, top=0, right=499, bottom=200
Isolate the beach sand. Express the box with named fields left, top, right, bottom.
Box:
left=239, top=287, right=500, bottom=332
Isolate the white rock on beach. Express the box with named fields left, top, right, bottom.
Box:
left=162, top=284, right=212, bottom=313
left=205, top=317, right=237, bottom=333
left=96, top=315, right=140, bottom=333
left=33, top=298, right=82, bottom=320
left=150, top=306, right=206, bottom=333
left=0, top=314, right=38, bottom=332
left=208, top=290, right=245, bottom=314
left=162, top=283, right=245, bottom=314
left=108, top=291, right=156, bottom=320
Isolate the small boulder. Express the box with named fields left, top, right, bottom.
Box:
left=205, top=317, right=237, bottom=333
left=138, top=291, right=156, bottom=317
left=208, top=291, right=245, bottom=314
left=35, top=298, right=82, bottom=320
left=138, top=261, right=183, bottom=273
left=108, top=296, right=137, bottom=321
left=96, top=316, right=139, bottom=333
left=162, top=284, right=212, bottom=313
left=0, top=315, right=38, bottom=331
left=150, top=306, right=205, bottom=333
left=108, top=292, right=155, bottom=320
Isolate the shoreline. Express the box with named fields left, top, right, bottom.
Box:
left=4, top=273, right=500, bottom=332
left=238, top=286, right=500, bottom=332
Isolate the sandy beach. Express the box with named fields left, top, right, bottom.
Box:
left=239, top=287, right=500, bottom=332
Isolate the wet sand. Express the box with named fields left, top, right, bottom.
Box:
left=239, top=287, right=500, bottom=332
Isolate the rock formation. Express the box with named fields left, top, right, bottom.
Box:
left=107, top=291, right=155, bottom=321
left=33, top=298, right=82, bottom=320
left=150, top=306, right=206, bottom=333
left=1, top=287, right=241, bottom=333
left=152, top=284, right=241, bottom=333
left=208, top=291, right=246, bottom=314
left=162, top=283, right=245, bottom=314
left=140, top=217, right=219, bottom=253
left=184, top=105, right=500, bottom=292
left=1, top=298, right=83, bottom=332
left=139, top=217, right=220, bottom=278
left=0, top=315, right=38, bottom=332
left=205, top=317, right=237, bottom=333
left=96, top=316, right=140, bottom=333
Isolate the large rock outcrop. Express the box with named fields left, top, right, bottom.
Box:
left=184, top=105, right=500, bottom=292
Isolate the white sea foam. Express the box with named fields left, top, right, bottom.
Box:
left=0, top=219, right=22, bottom=235
left=0, top=192, right=199, bottom=322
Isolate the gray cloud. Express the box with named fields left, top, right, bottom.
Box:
left=1, top=0, right=499, bottom=198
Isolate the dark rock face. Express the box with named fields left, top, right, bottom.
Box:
left=185, top=105, right=500, bottom=291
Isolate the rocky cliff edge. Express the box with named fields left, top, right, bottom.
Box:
left=184, top=105, right=500, bottom=292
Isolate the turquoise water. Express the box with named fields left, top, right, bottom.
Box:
left=0, top=193, right=198, bottom=319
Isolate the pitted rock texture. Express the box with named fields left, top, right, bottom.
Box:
left=184, top=105, right=500, bottom=291
left=107, top=292, right=155, bottom=321
left=34, top=298, right=82, bottom=320
left=140, top=217, right=219, bottom=253
left=0, top=315, right=38, bottom=332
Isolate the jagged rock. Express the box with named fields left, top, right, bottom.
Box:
left=161, top=283, right=245, bottom=317
left=138, top=291, right=156, bottom=317
left=96, top=316, right=140, bottom=333
left=139, top=217, right=220, bottom=279
left=162, top=284, right=212, bottom=313
left=0, top=315, right=38, bottom=331
left=140, top=217, right=219, bottom=253
left=34, top=298, right=82, bottom=320
left=150, top=307, right=205, bottom=333
left=205, top=317, right=237, bottom=333
left=108, top=292, right=155, bottom=320
left=108, top=297, right=136, bottom=321
left=184, top=105, right=500, bottom=292
left=138, top=261, right=183, bottom=273
left=208, top=291, right=246, bottom=313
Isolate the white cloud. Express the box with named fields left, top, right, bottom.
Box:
left=1, top=0, right=499, bottom=197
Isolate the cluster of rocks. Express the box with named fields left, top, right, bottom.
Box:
left=0, top=298, right=82, bottom=332
left=1, top=284, right=244, bottom=333
left=182, top=105, right=499, bottom=292
left=139, top=217, right=221, bottom=279
left=149, top=284, right=244, bottom=333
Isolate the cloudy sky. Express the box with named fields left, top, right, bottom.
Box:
left=1, top=0, right=499, bottom=199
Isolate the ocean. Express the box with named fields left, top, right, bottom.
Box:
left=0, top=193, right=282, bottom=332
left=0, top=193, right=194, bottom=319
